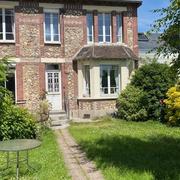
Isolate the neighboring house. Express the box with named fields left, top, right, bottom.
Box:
left=0, top=0, right=141, bottom=119
left=138, top=32, right=172, bottom=64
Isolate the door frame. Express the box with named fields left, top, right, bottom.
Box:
left=45, top=69, right=62, bottom=111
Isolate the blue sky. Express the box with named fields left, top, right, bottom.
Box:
left=138, top=0, right=170, bottom=32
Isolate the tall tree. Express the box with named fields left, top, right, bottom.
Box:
left=151, top=0, right=180, bottom=75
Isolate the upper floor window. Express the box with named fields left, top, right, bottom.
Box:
left=116, top=14, right=122, bottom=43
left=44, top=10, right=60, bottom=43
left=86, top=13, right=93, bottom=43
left=0, top=8, right=15, bottom=42
left=100, top=65, right=119, bottom=95
left=98, top=13, right=111, bottom=43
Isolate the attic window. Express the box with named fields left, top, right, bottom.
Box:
left=138, top=33, right=149, bottom=41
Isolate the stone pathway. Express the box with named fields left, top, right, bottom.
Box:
left=55, top=129, right=104, bottom=180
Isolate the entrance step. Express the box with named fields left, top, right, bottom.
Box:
left=49, top=111, right=70, bottom=129
left=49, top=110, right=66, bottom=115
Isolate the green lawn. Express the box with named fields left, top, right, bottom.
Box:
left=0, top=128, right=70, bottom=180
left=69, top=118, right=180, bottom=180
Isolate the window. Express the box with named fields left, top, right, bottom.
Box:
left=83, top=65, right=91, bottom=96
left=44, top=11, right=60, bottom=43
left=0, top=8, right=15, bottom=42
left=86, top=13, right=93, bottom=43
left=100, top=65, right=119, bottom=95
left=116, top=14, right=122, bottom=43
left=98, top=13, right=111, bottom=43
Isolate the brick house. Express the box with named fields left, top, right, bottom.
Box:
left=0, top=0, right=141, bottom=119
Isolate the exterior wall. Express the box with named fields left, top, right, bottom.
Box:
left=78, top=99, right=117, bottom=118
left=123, top=5, right=138, bottom=55
left=0, top=0, right=140, bottom=118
left=0, top=44, right=16, bottom=57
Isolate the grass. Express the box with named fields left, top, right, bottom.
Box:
left=69, top=118, right=180, bottom=180
left=0, top=128, right=70, bottom=180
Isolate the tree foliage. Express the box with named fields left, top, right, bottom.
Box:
left=117, top=85, right=148, bottom=121
left=164, top=84, right=180, bottom=126
left=0, top=57, right=37, bottom=140
left=0, top=57, right=9, bottom=83
left=151, top=0, right=180, bottom=75
left=131, top=62, right=176, bottom=120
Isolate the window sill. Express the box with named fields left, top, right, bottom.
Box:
left=78, top=96, right=118, bottom=100
left=0, top=40, right=15, bottom=44
left=44, top=41, right=61, bottom=45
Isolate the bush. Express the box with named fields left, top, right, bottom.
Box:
left=0, top=88, right=37, bottom=140
left=164, top=84, right=180, bottom=126
left=117, top=85, right=148, bottom=121
left=131, top=62, right=176, bottom=120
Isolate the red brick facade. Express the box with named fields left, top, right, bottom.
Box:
left=0, top=0, right=141, bottom=118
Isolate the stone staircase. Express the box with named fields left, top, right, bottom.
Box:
left=49, top=111, right=70, bottom=130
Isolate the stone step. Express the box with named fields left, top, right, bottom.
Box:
left=49, top=110, right=66, bottom=115
left=51, top=119, right=69, bottom=126
left=51, top=124, right=70, bottom=130
left=50, top=115, right=68, bottom=120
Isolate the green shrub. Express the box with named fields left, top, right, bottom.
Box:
left=0, top=76, right=37, bottom=140
left=0, top=57, right=9, bottom=83
left=131, top=62, right=176, bottom=120
left=164, top=84, right=180, bottom=126
left=117, top=85, right=148, bottom=121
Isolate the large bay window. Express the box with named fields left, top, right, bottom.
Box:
left=86, top=13, right=93, bottom=43
left=0, top=8, right=15, bottom=42
left=44, top=11, right=60, bottom=43
left=98, top=13, right=111, bottom=43
left=116, top=14, right=122, bottom=43
left=100, top=65, right=119, bottom=95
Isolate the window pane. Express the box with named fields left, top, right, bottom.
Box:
left=110, top=66, right=118, bottom=94
left=48, top=73, right=53, bottom=92
left=106, top=35, right=111, bottom=42
left=53, top=34, right=59, bottom=42
left=0, top=10, right=2, bottom=40
left=45, top=13, right=51, bottom=41
left=45, top=12, right=60, bottom=42
left=46, top=34, right=51, bottom=41
left=105, top=14, right=111, bottom=42
left=5, top=9, right=14, bottom=40
left=117, top=14, right=122, bottom=42
left=84, top=65, right=90, bottom=96
left=53, top=14, right=59, bottom=35
left=98, top=35, right=103, bottom=42
left=5, top=9, right=14, bottom=16
left=100, top=66, right=108, bottom=94
left=54, top=72, right=59, bottom=92
left=87, top=13, right=93, bottom=42
left=6, top=33, right=14, bottom=40
left=100, top=65, right=119, bottom=95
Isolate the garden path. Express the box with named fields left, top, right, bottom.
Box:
left=55, top=129, right=104, bottom=180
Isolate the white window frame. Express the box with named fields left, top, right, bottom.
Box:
left=86, top=13, right=94, bottom=44
left=116, top=14, right=123, bottom=43
left=100, top=65, right=119, bottom=96
left=44, top=9, right=61, bottom=44
left=98, top=13, right=112, bottom=43
left=0, top=8, right=15, bottom=43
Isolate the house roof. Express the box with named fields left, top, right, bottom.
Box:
left=74, top=45, right=139, bottom=61
left=138, top=33, right=161, bottom=54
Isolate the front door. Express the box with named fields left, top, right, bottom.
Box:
left=46, top=70, right=62, bottom=112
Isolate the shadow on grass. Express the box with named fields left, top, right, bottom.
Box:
left=0, top=159, right=42, bottom=179
left=79, top=135, right=180, bottom=180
